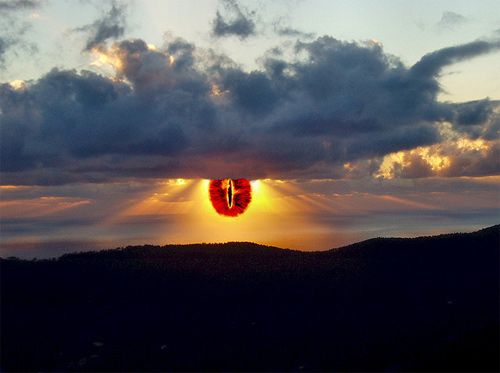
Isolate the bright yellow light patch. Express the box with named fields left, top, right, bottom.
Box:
left=456, top=138, right=485, bottom=152
left=418, top=147, right=450, bottom=171
left=250, top=179, right=261, bottom=192
left=183, top=179, right=311, bottom=246
left=375, top=151, right=406, bottom=179
left=90, top=47, right=123, bottom=71
left=376, top=145, right=454, bottom=178
left=9, top=80, right=25, bottom=90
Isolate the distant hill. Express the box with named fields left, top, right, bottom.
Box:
left=1, top=225, right=498, bottom=372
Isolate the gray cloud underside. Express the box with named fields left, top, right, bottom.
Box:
left=1, top=36, right=499, bottom=185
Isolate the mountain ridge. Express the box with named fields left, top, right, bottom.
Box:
left=10, top=223, right=493, bottom=262
left=1, top=224, right=498, bottom=372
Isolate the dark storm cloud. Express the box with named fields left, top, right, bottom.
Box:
left=0, top=37, right=217, bottom=183
left=449, top=99, right=500, bottom=140
left=211, top=0, right=256, bottom=39
left=1, top=35, right=500, bottom=185
left=454, top=99, right=494, bottom=126
left=75, top=0, right=127, bottom=51
left=0, top=64, right=201, bottom=165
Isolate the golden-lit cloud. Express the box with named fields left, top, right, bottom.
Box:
left=90, top=46, right=124, bottom=71
left=374, top=137, right=497, bottom=179
left=90, top=41, right=175, bottom=81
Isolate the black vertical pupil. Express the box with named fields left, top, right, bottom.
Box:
left=227, top=181, right=233, bottom=207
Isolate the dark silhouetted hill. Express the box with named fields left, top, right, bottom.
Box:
left=1, top=225, right=499, bottom=372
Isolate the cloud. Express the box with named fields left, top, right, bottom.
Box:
left=372, top=133, right=500, bottom=179
left=0, top=29, right=38, bottom=68
left=411, top=39, right=500, bottom=78
left=437, top=11, right=466, bottom=29
left=74, top=0, right=127, bottom=51
left=0, top=0, right=40, bottom=11
left=211, top=0, right=256, bottom=39
left=449, top=99, right=500, bottom=141
left=272, top=18, right=315, bottom=39
left=0, top=0, right=40, bottom=68
left=275, top=27, right=315, bottom=39
left=1, top=35, right=499, bottom=185
left=0, top=36, right=11, bottom=64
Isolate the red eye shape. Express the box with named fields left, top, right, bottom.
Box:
left=209, top=179, right=252, bottom=217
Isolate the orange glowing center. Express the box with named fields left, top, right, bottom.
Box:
left=209, top=179, right=252, bottom=217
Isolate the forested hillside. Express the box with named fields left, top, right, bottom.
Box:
left=1, top=226, right=498, bottom=372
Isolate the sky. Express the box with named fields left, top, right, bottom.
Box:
left=1, top=0, right=499, bottom=258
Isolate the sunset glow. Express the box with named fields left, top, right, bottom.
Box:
left=1, top=0, right=499, bottom=258
left=2, top=3, right=499, bottom=373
